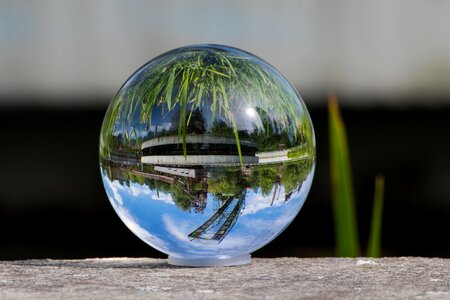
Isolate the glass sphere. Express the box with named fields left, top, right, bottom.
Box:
left=99, top=44, right=315, bottom=266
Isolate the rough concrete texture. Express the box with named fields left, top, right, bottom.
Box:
left=0, top=257, right=448, bottom=299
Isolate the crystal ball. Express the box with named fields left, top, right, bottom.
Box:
left=99, top=44, right=315, bottom=266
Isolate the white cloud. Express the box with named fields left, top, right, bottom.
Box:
left=103, top=174, right=175, bottom=206
left=151, top=192, right=175, bottom=205
left=241, top=185, right=286, bottom=216
left=129, top=184, right=148, bottom=196
left=162, top=214, right=190, bottom=243
left=103, top=175, right=124, bottom=205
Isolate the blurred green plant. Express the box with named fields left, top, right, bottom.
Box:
left=328, top=94, right=385, bottom=257
left=367, top=175, right=385, bottom=257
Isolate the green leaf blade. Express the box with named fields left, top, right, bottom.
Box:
left=328, top=94, right=360, bottom=257
left=230, top=115, right=243, bottom=166
left=165, top=68, right=176, bottom=109
left=367, top=175, right=385, bottom=257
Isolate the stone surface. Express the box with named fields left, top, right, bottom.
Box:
left=0, top=257, right=448, bottom=299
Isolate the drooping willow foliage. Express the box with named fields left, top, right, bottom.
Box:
left=100, top=46, right=314, bottom=163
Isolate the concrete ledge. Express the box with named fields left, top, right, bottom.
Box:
left=0, top=257, right=448, bottom=299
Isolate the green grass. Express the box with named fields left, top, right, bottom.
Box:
left=287, top=146, right=308, bottom=159
left=367, top=175, right=385, bottom=257
left=328, top=94, right=385, bottom=257
left=100, top=46, right=314, bottom=163
left=329, top=94, right=360, bottom=257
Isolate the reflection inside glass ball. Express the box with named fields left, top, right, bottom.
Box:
left=99, top=44, right=315, bottom=266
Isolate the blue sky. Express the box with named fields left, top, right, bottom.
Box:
left=101, top=168, right=314, bottom=259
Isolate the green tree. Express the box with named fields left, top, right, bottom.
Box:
left=249, top=164, right=278, bottom=196
left=208, top=167, right=246, bottom=198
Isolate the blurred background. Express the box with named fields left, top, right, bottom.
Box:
left=1, top=0, right=449, bottom=259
